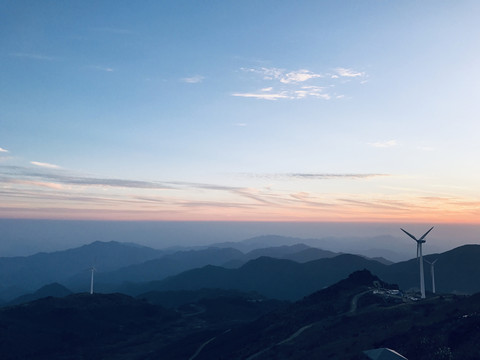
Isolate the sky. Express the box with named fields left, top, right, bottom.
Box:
left=1, top=1, right=480, bottom=224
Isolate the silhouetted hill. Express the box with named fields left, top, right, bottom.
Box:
left=283, top=247, right=338, bottom=262
left=0, top=241, right=340, bottom=300
left=0, top=241, right=164, bottom=298
left=3, top=239, right=480, bottom=308
left=211, top=234, right=411, bottom=262
left=0, top=292, right=180, bottom=359
left=169, top=270, right=480, bottom=360
left=123, top=254, right=386, bottom=300
left=370, top=256, right=394, bottom=265
left=7, top=283, right=72, bottom=306
left=237, top=244, right=337, bottom=264
left=2, top=270, right=480, bottom=359
left=82, top=247, right=244, bottom=290
left=211, top=235, right=303, bottom=252
left=244, top=243, right=311, bottom=259
left=70, top=244, right=338, bottom=292
left=116, top=244, right=480, bottom=301
left=0, top=290, right=284, bottom=359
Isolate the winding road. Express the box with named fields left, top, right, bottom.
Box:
left=189, top=289, right=374, bottom=360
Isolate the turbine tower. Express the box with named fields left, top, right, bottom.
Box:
left=89, top=265, right=96, bottom=295
left=400, top=226, right=434, bottom=299
left=425, top=258, right=438, bottom=294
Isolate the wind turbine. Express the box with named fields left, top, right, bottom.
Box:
left=89, top=265, right=96, bottom=295
left=425, top=258, right=438, bottom=294
left=400, top=227, right=434, bottom=299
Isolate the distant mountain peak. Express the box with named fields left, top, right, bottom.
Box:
left=334, top=269, right=397, bottom=291
left=34, top=282, right=72, bottom=296
left=303, top=269, right=398, bottom=305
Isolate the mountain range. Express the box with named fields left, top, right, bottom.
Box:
left=0, top=238, right=338, bottom=300
left=110, top=244, right=480, bottom=300
left=1, top=238, right=480, bottom=304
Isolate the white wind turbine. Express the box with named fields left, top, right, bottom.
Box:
left=89, top=264, right=96, bottom=295
left=400, top=226, right=434, bottom=299
left=424, top=258, right=438, bottom=294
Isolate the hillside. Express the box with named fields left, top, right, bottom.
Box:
left=1, top=270, right=480, bottom=359
left=7, top=283, right=72, bottom=306
left=0, top=291, right=283, bottom=359
left=162, top=270, right=480, bottom=360
left=382, top=244, right=480, bottom=294
left=0, top=241, right=164, bottom=298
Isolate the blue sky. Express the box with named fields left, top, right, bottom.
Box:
left=1, top=1, right=480, bottom=222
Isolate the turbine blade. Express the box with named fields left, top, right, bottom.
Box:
left=432, top=259, right=438, bottom=264
left=417, top=243, right=420, bottom=258
left=424, top=259, right=431, bottom=265
left=401, top=228, right=418, bottom=241
left=419, top=226, right=434, bottom=241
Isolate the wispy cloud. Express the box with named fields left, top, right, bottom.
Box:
left=88, top=65, right=115, bottom=72
left=235, top=66, right=365, bottom=101
left=0, top=147, right=9, bottom=153
left=338, top=197, right=411, bottom=211
left=1, top=164, right=476, bottom=222
left=233, top=83, right=330, bottom=101
left=181, top=75, right=204, bottom=83
left=294, top=86, right=330, bottom=99
left=242, top=173, right=389, bottom=180
left=30, top=161, right=61, bottom=169
left=242, top=67, right=322, bottom=84
left=232, top=92, right=289, bottom=100
left=10, top=180, right=64, bottom=190
left=287, top=173, right=388, bottom=180
left=368, top=140, right=398, bottom=148
left=280, top=69, right=322, bottom=83
left=334, top=67, right=365, bottom=78
left=9, top=53, right=59, bottom=61
left=1, top=165, right=225, bottom=191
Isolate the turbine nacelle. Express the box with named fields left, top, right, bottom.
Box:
left=401, top=227, right=433, bottom=258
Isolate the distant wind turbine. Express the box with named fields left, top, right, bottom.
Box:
left=89, top=265, right=96, bottom=295
left=425, top=258, right=438, bottom=294
left=400, top=227, right=434, bottom=299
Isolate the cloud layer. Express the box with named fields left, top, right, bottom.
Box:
left=31, top=161, right=61, bottom=169
left=1, top=164, right=476, bottom=222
